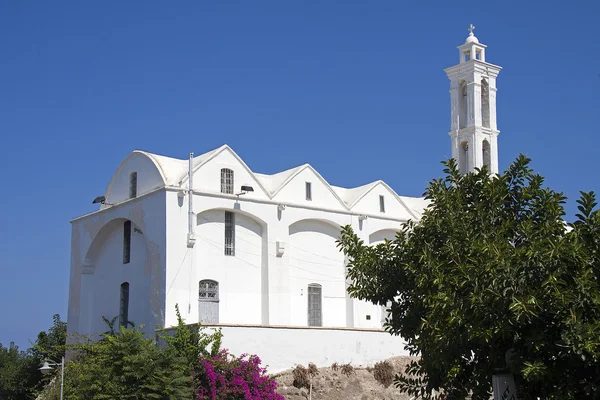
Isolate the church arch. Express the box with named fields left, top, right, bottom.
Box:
left=369, top=229, right=402, bottom=245
left=288, top=218, right=345, bottom=328
left=195, top=208, right=267, bottom=325
left=481, top=79, right=490, bottom=128
left=459, top=81, right=468, bottom=129
left=482, top=139, right=491, bottom=169
left=459, top=141, right=469, bottom=173
left=80, top=217, right=152, bottom=338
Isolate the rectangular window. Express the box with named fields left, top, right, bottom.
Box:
left=123, top=220, right=131, bottom=264
left=305, top=182, right=312, bottom=201
left=119, top=282, right=129, bottom=327
left=308, top=284, right=322, bottom=326
left=129, top=172, right=137, bottom=199
left=224, top=211, right=235, bottom=256
left=379, top=195, right=385, bottom=213
left=221, top=169, right=234, bottom=194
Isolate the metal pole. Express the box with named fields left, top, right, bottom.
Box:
left=60, top=356, right=64, bottom=400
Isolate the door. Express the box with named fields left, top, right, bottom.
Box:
left=308, top=284, right=322, bottom=326
left=199, top=280, right=219, bottom=324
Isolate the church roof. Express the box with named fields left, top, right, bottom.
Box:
left=108, top=144, right=427, bottom=218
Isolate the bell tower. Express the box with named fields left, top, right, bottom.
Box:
left=444, top=25, right=502, bottom=173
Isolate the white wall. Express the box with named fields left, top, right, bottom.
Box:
left=68, top=191, right=167, bottom=341
left=191, top=149, right=270, bottom=199
left=196, top=325, right=410, bottom=374
left=105, top=152, right=165, bottom=204
left=272, top=167, right=345, bottom=211
left=351, top=183, right=414, bottom=221
left=288, top=219, right=346, bottom=327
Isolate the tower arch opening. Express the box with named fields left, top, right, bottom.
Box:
left=459, top=81, right=468, bottom=129
left=459, top=141, right=469, bottom=173
left=482, top=140, right=491, bottom=169
left=481, top=79, right=490, bottom=128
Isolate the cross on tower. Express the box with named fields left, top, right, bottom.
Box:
left=468, top=24, right=475, bottom=35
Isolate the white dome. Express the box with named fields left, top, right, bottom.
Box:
left=465, top=33, right=479, bottom=43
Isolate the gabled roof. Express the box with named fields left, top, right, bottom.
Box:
left=110, top=145, right=427, bottom=219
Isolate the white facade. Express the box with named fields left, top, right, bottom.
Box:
left=67, top=27, right=501, bottom=371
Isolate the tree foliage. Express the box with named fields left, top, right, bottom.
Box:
left=337, top=156, right=600, bottom=399
left=63, top=325, right=193, bottom=400
left=0, top=314, right=66, bottom=400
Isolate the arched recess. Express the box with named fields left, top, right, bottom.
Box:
left=482, top=139, right=491, bottom=169
left=369, top=229, right=402, bottom=245
left=481, top=79, right=490, bottom=128
left=80, top=218, right=155, bottom=339
left=288, top=218, right=346, bottom=328
left=195, top=208, right=268, bottom=325
left=459, top=81, right=468, bottom=129
left=460, top=141, right=469, bottom=174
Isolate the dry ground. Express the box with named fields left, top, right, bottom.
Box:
left=274, top=356, right=419, bottom=400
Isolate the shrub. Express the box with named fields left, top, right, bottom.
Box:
left=373, top=361, right=395, bottom=388
left=331, top=362, right=339, bottom=371
left=307, top=363, right=319, bottom=377
left=194, top=349, right=283, bottom=400
left=292, top=365, right=310, bottom=389
left=341, top=363, right=354, bottom=376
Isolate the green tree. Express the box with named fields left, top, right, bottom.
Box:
left=64, top=325, right=192, bottom=399
left=337, top=156, right=600, bottom=399
left=0, top=342, right=38, bottom=400
left=158, top=304, right=222, bottom=375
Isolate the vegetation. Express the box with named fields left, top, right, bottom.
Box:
left=373, top=360, right=394, bottom=388
left=3, top=306, right=281, bottom=399
left=0, top=314, right=66, bottom=400
left=337, top=156, right=600, bottom=399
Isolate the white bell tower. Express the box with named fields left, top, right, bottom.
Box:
left=444, top=25, right=502, bottom=173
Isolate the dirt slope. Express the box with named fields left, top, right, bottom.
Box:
left=274, top=356, right=419, bottom=400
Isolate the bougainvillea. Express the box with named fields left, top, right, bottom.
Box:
left=194, top=349, right=283, bottom=400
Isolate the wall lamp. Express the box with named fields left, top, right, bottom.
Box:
left=236, top=185, right=254, bottom=196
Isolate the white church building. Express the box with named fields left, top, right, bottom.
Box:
left=67, top=27, right=501, bottom=372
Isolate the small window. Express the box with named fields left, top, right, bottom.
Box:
left=221, top=168, right=234, bottom=194
left=379, top=195, right=385, bottom=213
left=305, top=182, right=312, bottom=201
left=123, top=220, right=131, bottom=264
left=308, top=283, right=322, bottom=327
left=129, top=172, right=137, bottom=199
left=119, top=282, right=129, bottom=327
left=224, top=211, right=235, bottom=256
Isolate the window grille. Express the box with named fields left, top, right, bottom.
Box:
left=224, top=211, right=235, bottom=256
left=119, top=282, right=129, bottom=327
left=129, top=172, right=137, bottom=199
left=305, top=182, right=312, bottom=201
left=307, top=283, right=322, bottom=327
left=123, top=220, right=131, bottom=264
left=199, top=280, right=219, bottom=301
left=221, top=168, right=234, bottom=194
left=379, top=195, right=385, bottom=213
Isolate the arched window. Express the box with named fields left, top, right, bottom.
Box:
left=129, top=172, right=137, bottom=199
left=199, top=280, right=219, bottom=324
left=123, top=220, right=131, bottom=264
left=481, top=79, right=490, bottom=128
left=307, top=283, right=322, bottom=327
left=119, top=282, right=129, bottom=327
left=460, top=141, right=469, bottom=174
left=221, top=168, right=234, bottom=194
left=459, top=82, right=468, bottom=129
left=482, top=140, right=491, bottom=169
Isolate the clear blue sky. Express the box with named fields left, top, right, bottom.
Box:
left=1, top=1, right=599, bottom=349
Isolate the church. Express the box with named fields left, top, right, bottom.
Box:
left=66, top=27, right=501, bottom=372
